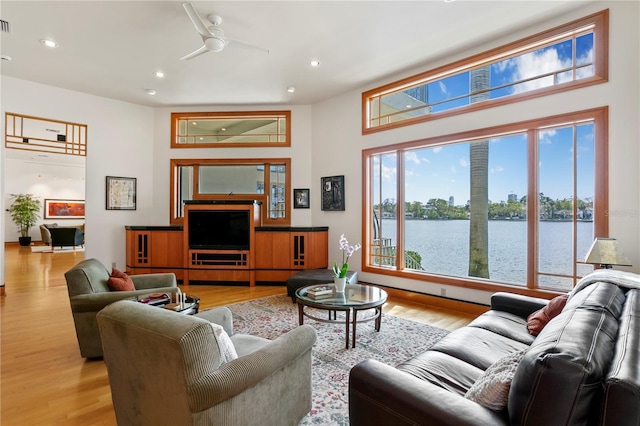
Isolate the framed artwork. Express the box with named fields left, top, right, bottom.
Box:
left=321, top=175, right=345, bottom=211
left=106, top=176, right=137, bottom=210
left=44, top=199, right=85, bottom=219
left=294, top=188, right=310, bottom=209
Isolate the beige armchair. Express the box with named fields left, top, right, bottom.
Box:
left=97, top=301, right=316, bottom=426
left=40, top=223, right=58, bottom=245
left=64, top=258, right=178, bottom=358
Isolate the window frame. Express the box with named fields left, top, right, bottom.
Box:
left=171, top=110, right=291, bottom=148
left=362, top=9, right=608, bottom=135
left=5, top=112, right=87, bottom=157
left=361, top=107, right=608, bottom=298
left=170, top=158, right=291, bottom=226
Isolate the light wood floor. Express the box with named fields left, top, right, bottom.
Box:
left=1, top=244, right=481, bottom=425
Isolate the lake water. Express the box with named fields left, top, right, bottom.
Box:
left=378, top=219, right=595, bottom=290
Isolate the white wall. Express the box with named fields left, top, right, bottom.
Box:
left=151, top=105, right=314, bottom=226
left=311, top=1, right=640, bottom=304
left=1, top=77, right=155, bottom=269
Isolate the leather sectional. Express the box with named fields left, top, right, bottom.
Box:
left=349, top=270, right=640, bottom=425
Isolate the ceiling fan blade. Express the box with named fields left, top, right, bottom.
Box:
left=180, top=44, right=209, bottom=61
left=226, top=37, right=270, bottom=55
left=182, top=2, right=213, bottom=38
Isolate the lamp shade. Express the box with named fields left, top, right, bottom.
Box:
left=584, top=238, right=631, bottom=268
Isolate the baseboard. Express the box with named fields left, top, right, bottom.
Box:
left=370, top=284, right=489, bottom=316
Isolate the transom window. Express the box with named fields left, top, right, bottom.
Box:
left=171, top=111, right=290, bottom=148
left=5, top=112, right=87, bottom=156
left=363, top=108, right=607, bottom=294
left=363, top=10, right=608, bottom=133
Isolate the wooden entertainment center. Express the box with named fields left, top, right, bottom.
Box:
left=125, top=200, right=328, bottom=286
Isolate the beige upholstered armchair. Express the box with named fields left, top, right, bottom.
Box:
left=40, top=223, right=58, bottom=245
left=64, top=258, right=178, bottom=358
left=97, top=301, right=317, bottom=426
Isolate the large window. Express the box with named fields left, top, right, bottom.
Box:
left=364, top=108, right=607, bottom=294
left=363, top=10, right=608, bottom=133
left=171, top=158, right=290, bottom=226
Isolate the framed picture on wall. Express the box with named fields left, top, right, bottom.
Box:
left=293, top=188, right=310, bottom=209
left=106, top=176, right=137, bottom=210
left=321, top=175, right=345, bottom=211
left=44, top=199, right=85, bottom=219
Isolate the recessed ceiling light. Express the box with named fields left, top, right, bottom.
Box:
left=286, top=86, right=296, bottom=93
left=309, top=59, right=320, bottom=67
left=41, top=39, right=58, bottom=48
left=146, top=89, right=157, bottom=95
left=154, top=71, right=165, bottom=78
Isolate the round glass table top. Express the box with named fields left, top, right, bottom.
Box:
left=296, top=284, right=387, bottom=308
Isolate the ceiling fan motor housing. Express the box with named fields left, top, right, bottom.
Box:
left=204, top=37, right=225, bottom=52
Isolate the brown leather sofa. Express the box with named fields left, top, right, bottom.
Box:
left=349, top=270, right=640, bottom=426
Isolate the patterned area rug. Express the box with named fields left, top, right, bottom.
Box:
left=226, top=294, right=449, bottom=425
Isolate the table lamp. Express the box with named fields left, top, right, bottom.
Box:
left=584, top=237, right=632, bottom=269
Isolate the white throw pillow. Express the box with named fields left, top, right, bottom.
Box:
left=210, top=323, right=238, bottom=364
left=465, top=349, right=527, bottom=411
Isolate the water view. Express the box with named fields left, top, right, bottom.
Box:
left=378, top=219, right=595, bottom=290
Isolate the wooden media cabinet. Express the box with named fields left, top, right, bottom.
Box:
left=126, top=200, right=328, bottom=286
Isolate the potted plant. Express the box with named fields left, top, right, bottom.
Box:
left=9, top=193, right=42, bottom=246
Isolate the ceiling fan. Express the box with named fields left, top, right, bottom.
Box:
left=180, top=2, right=269, bottom=61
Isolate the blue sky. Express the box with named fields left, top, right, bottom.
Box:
left=377, top=33, right=595, bottom=206
left=398, top=126, right=594, bottom=205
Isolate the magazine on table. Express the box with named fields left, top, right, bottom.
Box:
left=307, top=285, right=333, bottom=297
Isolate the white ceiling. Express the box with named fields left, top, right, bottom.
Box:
left=0, top=1, right=592, bottom=109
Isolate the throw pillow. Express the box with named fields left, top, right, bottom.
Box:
left=107, top=268, right=135, bottom=291
left=526, top=294, right=569, bottom=336
left=465, top=349, right=527, bottom=411
left=210, top=323, right=238, bottom=364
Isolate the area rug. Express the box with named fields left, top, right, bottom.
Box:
left=30, top=245, right=84, bottom=253
left=226, top=294, right=449, bottom=425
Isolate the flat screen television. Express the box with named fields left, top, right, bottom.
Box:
left=188, top=210, right=250, bottom=250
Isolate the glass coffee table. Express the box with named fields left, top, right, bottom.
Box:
left=295, top=283, right=387, bottom=349
left=137, top=292, right=200, bottom=315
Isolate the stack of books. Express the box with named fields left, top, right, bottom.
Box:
left=307, top=285, right=333, bottom=299
left=138, top=293, right=171, bottom=306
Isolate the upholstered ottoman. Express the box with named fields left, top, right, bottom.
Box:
left=287, top=269, right=358, bottom=301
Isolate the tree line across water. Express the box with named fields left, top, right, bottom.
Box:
left=376, top=193, right=594, bottom=221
